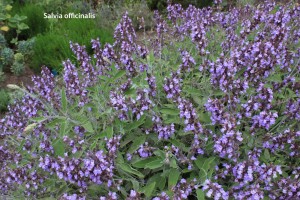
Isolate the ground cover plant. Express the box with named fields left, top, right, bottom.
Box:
left=0, top=0, right=300, bottom=199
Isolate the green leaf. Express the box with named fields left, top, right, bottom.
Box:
left=264, top=149, right=270, bottom=161
left=31, top=116, right=46, bottom=123
left=53, top=139, right=65, bottom=157
left=45, top=117, right=65, bottom=128
left=17, top=22, right=29, bottom=30
left=125, top=115, right=146, bottom=131
left=10, top=37, right=18, bottom=44
left=154, top=149, right=166, bottom=159
left=145, top=158, right=164, bottom=169
left=147, top=173, right=166, bottom=190
left=113, top=70, right=126, bottom=81
left=18, top=139, right=26, bottom=152
left=266, top=74, right=282, bottom=82
left=120, top=132, right=135, bottom=148
left=199, top=112, right=211, bottom=123
left=170, top=139, right=189, bottom=152
left=202, top=157, right=216, bottom=172
left=5, top=5, right=13, bottom=11
left=61, top=88, right=67, bottom=113
left=128, top=135, right=146, bottom=154
left=160, top=108, right=179, bottom=115
left=116, top=151, right=124, bottom=164
left=196, top=189, right=205, bottom=200
left=170, top=158, right=178, bottom=169
left=164, top=115, right=181, bottom=124
left=131, top=179, right=140, bottom=191
left=141, top=182, right=156, bottom=197
left=168, top=168, right=180, bottom=189
left=194, top=157, right=205, bottom=170
left=199, top=168, right=207, bottom=183
left=117, top=163, right=144, bottom=178
left=143, top=116, right=153, bottom=128
left=132, top=157, right=158, bottom=168
left=124, top=88, right=135, bottom=96
left=59, top=119, right=68, bottom=137
left=82, top=121, right=94, bottom=133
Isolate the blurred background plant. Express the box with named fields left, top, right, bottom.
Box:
left=0, top=47, right=14, bottom=72
left=95, top=0, right=154, bottom=31
left=31, top=18, right=113, bottom=73
left=17, top=37, right=35, bottom=61
left=11, top=52, right=25, bottom=75
left=10, top=3, right=48, bottom=40
left=0, top=89, right=10, bottom=112
left=0, top=70, right=5, bottom=83
left=0, top=1, right=29, bottom=45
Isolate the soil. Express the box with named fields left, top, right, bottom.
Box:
left=0, top=65, right=35, bottom=89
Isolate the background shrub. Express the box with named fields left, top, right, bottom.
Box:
left=31, top=18, right=113, bottom=72
left=11, top=53, right=25, bottom=76
left=13, top=4, right=49, bottom=40
left=17, top=37, right=35, bottom=59
left=0, top=47, right=14, bottom=71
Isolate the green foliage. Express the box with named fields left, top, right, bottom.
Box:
left=17, top=37, right=35, bottom=58
left=20, top=0, right=75, bottom=13
left=31, top=19, right=113, bottom=72
left=0, top=89, right=10, bottom=112
left=0, top=70, right=5, bottom=83
left=11, top=61, right=25, bottom=76
left=15, top=4, right=49, bottom=40
left=0, top=2, right=29, bottom=44
left=0, top=33, right=6, bottom=47
left=30, top=33, right=70, bottom=72
left=14, top=52, right=24, bottom=63
left=11, top=53, right=25, bottom=75
left=0, top=47, right=14, bottom=71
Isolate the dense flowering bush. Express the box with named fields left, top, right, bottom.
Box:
left=1, top=1, right=300, bottom=199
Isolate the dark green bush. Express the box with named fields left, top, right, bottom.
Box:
left=0, top=89, right=10, bottom=112
left=16, top=4, right=49, bottom=40
left=30, top=33, right=71, bottom=73
left=31, top=18, right=113, bottom=72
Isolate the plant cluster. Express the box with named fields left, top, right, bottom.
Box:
left=0, top=1, right=29, bottom=44
left=0, top=1, right=300, bottom=200
left=31, top=18, right=113, bottom=72
left=0, top=37, right=33, bottom=77
left=0, top=2, right=35, bottom=78
left=11, top=3, right=48, bottom=40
